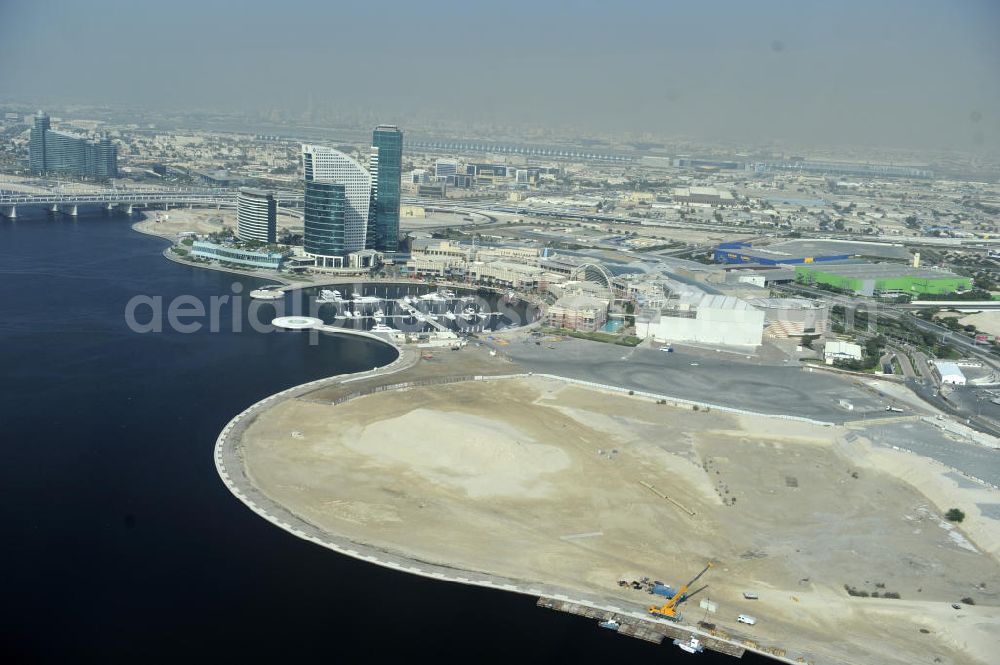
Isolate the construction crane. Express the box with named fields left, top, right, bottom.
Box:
left=648, top=563, right=713, bottom=621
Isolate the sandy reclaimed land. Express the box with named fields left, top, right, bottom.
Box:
left=958, top=311, right=1000, bottom=339
left=240, top=376, right=1000, bottom=665
left=134, top=207, right=302, bottom=240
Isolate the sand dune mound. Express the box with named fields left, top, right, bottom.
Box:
left=344, top=409, right=571, bottom=498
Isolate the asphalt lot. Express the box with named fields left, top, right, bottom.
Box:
left=865, top=419, right=1000, bottom=487
left=501, top=336, right=883, bottom=422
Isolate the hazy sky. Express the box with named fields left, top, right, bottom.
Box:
left=2, top=0, right=998, bottom=153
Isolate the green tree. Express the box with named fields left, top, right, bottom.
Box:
left=945, top=508, right=965, bottom=522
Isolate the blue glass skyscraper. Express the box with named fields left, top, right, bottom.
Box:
left=304, top=181, right=347, bottom=268
left=368, top=125, right=403, bottom=253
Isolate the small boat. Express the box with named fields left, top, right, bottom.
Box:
left=250, top=286, right=285, bottom=300
left=371, top=323, right=395, bottom=333
left=343, top=311, right=355, bottom=319
left=673, top=637, right=704, bottom=654
left=461, top=307, right=477, bottom=321
left=598, top=618, right=620, bottom=631
left=351, top=292, right=362, bottom=299
left=316, top=289, right=342, bottom=303
left=444, top=311, right=457, bottom=321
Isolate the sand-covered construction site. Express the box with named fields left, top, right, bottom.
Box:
left=231, top=354, right=1000, bottom=665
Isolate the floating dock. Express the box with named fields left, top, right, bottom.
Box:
left=536, top=597, right=746, bottom=658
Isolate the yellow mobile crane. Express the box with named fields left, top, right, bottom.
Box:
left=648, top=563, right=712, bottom=621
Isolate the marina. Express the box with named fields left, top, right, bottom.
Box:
left=302, top=284, right=526, bottom=336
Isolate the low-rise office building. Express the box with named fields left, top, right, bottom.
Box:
left=547, top=295, right=609, bottom=333
left=468, top=261, right=562, bottom=290
left=190, top=241, right=290, bottom=270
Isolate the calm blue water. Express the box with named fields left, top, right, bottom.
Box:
left=0, top=212, right=761, bottom=663
left=600, top=320, right=623, bottom=334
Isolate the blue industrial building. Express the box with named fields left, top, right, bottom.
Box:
left=714, top=242, right=850, bottom=266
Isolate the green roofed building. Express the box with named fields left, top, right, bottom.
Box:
left=795, top=263, right=972, bottom=297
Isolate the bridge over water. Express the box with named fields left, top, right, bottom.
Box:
left=0, top=188, right=303, bottom=218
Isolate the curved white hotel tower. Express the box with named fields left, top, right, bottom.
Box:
left=301, top=145, right=371, bottom=253
left=236, top=188, right=277, bottom=243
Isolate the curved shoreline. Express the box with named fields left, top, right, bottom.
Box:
left=214, top=364, right=827, bottom=664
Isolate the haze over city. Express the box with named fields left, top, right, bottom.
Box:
left=2, top=0, right=999, bottom=152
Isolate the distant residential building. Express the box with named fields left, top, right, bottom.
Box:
left=435, top=158, right=459, bottom=179
left=465, top=163, right=509, bottom=177
left=748, top=160, right=933, bottom=179
left=408, top=169, right=431, bottom=184
left=302, top=144, right=371, bottom=253
left=303, top=180, right=347, bottom=268
left=369, top=125, right=403, bottom=253
left=236, top=189, right=277, bottom=243
left=672, top=156, right=744, bottom=170
left=29, top=111, right=117, bottom=180
left=416, top=183, right=446, bottom=198
left=672, top=186, right=734, bottom=206
left=190, top=241, right=289, bottom=270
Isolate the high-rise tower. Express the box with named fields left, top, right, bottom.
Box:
left=369, top=125, right=403, bottom=253
left=29, top=111, right=50, bottom=173
left=301, top=145, right=371, bottom=253
left=28, top=110, right=117, bottom=181
left=236, top=189, right=277, bottom=243
left=303, top=181, right=346, bottom=267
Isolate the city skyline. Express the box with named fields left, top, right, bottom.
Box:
left=1, top=1, right=998, bottom=154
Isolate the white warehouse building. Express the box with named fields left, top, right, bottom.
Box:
left=933, top=361, right=967, bottom=386
left=636, top=294, right=765, bottom=347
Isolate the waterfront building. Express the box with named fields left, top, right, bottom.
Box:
left=190, top=241, right=290, bottom=270
left=303, top=181, right=347, bottom=268
left=301, top=145, right=370, bottom=252
left=547, top=295, right=609, bottom=333
left=29, top=111, right=117, bottom=180
left=369, top=125, right=403, bottom=253
left=236, top=189, right=277, bottom=244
